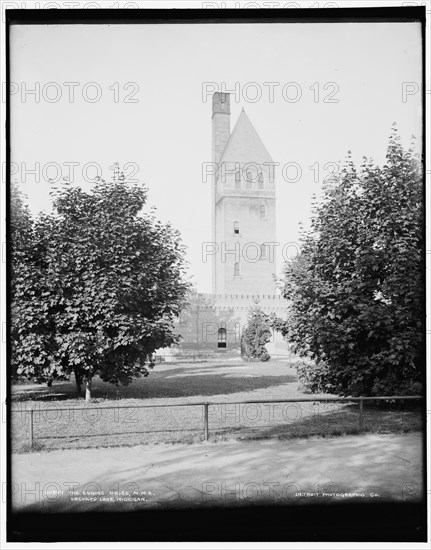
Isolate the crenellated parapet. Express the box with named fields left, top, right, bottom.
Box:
left=195, top=292, right=288, bottom=315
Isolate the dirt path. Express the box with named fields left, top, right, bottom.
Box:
left=12, top=432, right=423, bottom=511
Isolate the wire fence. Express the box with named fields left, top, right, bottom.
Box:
left=11, top=395, right=423, bottom=450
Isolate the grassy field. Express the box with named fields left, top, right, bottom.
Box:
left=11, top=359, right=422, bottom=452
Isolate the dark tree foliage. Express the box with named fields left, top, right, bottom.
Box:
left=10, top=185, right=64, bottom=387
left=277, top=127, right=424, bottom=396
left=11, top=178, right=190, bottom=400
left=241, top=305, right=272, bottom=362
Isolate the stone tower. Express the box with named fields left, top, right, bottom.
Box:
left=159, top=94, right=287, bottom=359
left=212, top=92, right=276, bottom=294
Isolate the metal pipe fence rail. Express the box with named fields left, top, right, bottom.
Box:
left=153, top=354, right=295, bottom=363
left=16, top=395, right=423, bottom=449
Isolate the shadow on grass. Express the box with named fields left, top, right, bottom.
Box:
left=210, top=404, right=423, bottom=443
left=12, top=363, right=297, bottom=403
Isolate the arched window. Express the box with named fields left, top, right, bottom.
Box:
left=258, top=172, right=264, bottom=189
left=218, top=327, right=227, bottom=348
left=259, top=204, right=266, bottom=218
left=260, top=243, right=268, bottom=259
left=234, top=262, right=240, bottom=276
left=234, top=221, right=239, bottom=234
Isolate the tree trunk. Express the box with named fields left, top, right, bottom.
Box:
left=85, top=378, right=92, bottom=402
left=74, top=369, right=82, bottom=395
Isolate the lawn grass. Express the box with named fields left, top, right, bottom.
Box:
left=11, top=359, right=423, bottom=453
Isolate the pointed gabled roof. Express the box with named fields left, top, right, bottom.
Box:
left=219, top=108, right=274, bottom=166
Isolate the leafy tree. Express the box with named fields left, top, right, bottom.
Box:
left=241, top=305, right=272, bottom=361
left=10, top=185, right=67, bottom=387
left=277, top=127, right=424, bottom=396
left=11, top=177, right=190, bottom=400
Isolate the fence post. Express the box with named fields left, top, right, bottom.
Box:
left=29, top=409, right=34, bottom=448
left=203, top=403, right=209, bottom=441
left=358, top=398, right=364, bottom=432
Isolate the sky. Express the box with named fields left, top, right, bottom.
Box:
left=10, top=21, right=422, bottom=292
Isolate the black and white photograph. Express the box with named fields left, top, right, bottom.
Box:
left=1, top=1, right=429, bottom=545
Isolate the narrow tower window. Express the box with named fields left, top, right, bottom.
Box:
left=234, top=262, right=240, bottom=276
left=217, top=327, right=227, bottom=348
left=258, top=172, right=264, bottom=189
left=260, top=244, right=268, bottom=259
left=235, top=170, right=241, bottom=188
left=234, top=221, right=239, bottom=234
left=259, top=204, right=266, bottom=218
left=246, top=169, right=253, bottom=189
